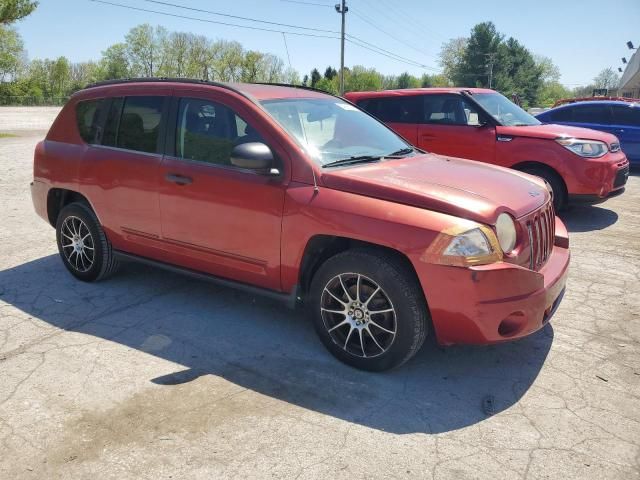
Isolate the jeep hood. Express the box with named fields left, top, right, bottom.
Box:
left=497, top=123, right=618, bottom=143
left=320, top=153, right=550, bottom=224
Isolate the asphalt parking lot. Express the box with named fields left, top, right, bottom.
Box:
left=1, top=108, right=639, bottom=479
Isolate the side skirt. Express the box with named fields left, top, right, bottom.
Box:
left=113, top=250, right=299, bottom=309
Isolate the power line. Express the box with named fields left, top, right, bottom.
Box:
left=346, top=37, right=439, bottom=71
left=346, top=34, right=439, bottom=71
left=373, top=0, right=445, bottom=42
left=140, top=0, right=339, bottom=34
left=350, top=9, right=437, bottom=61
left=280, top=0, right=334, bottom=7
left=90, top=0, right=441, bottom=74
left=88, top=0, right=340, bottom=39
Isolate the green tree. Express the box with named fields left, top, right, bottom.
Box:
left=50, top=56, right=70, bottom=96
left=439, top=37, right=467, bottom=83
left=125, top=24, right=167, bottom=77
left=0, top=25, right=24, bottom=81
left=538, top=81, right=572, bottom=107
left=494, top=37, right=542, bottom=108
left=453, top=22, right=503, bottom=87
left=97, top=43, right=129, bottom=80
left=396, top=72, right=420, bottom=89
left=593, top=67, right=619, bottom=90
left=324, top=66, right=337, bottom=80
left=0, top=0, right=37, bottom=24
left=310, top=68, right=321, bottom=87
left=420, top=73, right=449, bottom=87
left=344, top=65, right=383, bottom=92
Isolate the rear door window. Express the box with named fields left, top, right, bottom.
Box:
left=76, top=99, right=105, bottom=144
left=572, top=105, right=612, bottom=124
left=357, top=96, right=420, bottom=123
left=102, top=96, right=165, bottom=153
left=612, top=105, right=640, bottom=126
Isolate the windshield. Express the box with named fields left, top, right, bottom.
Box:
left=260, top=98, right=411, bottom=166
left=472, top=93, right=541, bottom=127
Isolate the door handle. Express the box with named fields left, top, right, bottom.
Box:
left=165, top=173, right=193, bottom=185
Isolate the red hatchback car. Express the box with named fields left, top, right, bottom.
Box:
left=32, top=80, right=570, bottom=371
left=345, top=88, right=629, bottom=210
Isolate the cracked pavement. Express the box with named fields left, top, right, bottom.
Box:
left=0, top=109, right=639, bottom=479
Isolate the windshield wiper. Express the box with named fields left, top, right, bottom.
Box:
left=385, top=147, right=414, bottom=157
left=322, top=155, right=383, bottom=168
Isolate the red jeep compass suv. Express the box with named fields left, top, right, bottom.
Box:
left=31, top=79, right=570, bottom=371
left=345, top=88, right=629, bottom=210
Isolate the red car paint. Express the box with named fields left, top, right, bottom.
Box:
left=345, top=88, right=629, bottom=204
left=32, top=81, right=570, bottom=347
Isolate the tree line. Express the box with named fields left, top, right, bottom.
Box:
left=0, top=2, right=620, bottom=108
left=0, top=22, right=299, bottom=104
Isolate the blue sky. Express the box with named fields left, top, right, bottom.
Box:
left=14, top=0, right=640, bottom=86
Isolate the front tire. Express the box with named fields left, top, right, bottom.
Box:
left=308, top=249, right=429, bottom=371
left=55, top=202, right=119, bottom=282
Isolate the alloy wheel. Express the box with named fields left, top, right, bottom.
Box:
left=320, top=273, right=397, bottom=358
left=60, top=215, right=95, bottom=273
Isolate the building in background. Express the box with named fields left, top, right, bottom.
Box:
left=619, top=49, right=640, bottom=98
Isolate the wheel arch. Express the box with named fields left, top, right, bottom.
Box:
left=512, top=161, right=568, bottom=201
left=46, top=188, right=93, bottom=227
left=297, top=235, right=424, bottom=302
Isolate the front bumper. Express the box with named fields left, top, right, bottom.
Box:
left=415, top=218, right=570, bottom=346
left=565, top=153, right=629, bottom=202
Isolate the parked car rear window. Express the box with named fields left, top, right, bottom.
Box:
left=571, top=105, right=611, bottom=124
left=357, top=96, right=420, bottom=123
left=76, top=99, right=105, bottom=144
left=612, top=105, right=640, bottom=126
left=103, top=96, right=164, bottom=154
left=422, top=94, right=483, bottom=126
left=176, top=97, right=263, bottom=166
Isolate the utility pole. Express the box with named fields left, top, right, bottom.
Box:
left=484, top=52, right=496, bottom=89
left=335, top=0, right=348, bottom=95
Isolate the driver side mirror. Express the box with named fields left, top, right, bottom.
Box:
left=230, top=142, right=278, bottom=174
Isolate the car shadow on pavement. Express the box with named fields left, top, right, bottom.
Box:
left=558, top=205, right=618, bottom=232
left=0, top=255, right=554, bottom=435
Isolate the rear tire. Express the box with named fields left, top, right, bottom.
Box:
left=308, top=248, right=428, bottom=371
left=520, top=166, right=566, bottom=211
left=55, top=202, right=119, bottom=282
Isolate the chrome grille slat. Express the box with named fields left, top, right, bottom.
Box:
left=526, top=201, right=555, bottom=271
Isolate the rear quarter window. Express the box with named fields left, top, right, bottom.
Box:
left=75, top=99, right=105, bottom=144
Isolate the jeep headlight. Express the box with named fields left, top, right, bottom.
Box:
left=443, top=228, right=492, bottom=257
left=423, top=223, right=503, bottom=267
left=556, top=138, right=607, bottom=158
left=495, top=213, right=517, bottom=253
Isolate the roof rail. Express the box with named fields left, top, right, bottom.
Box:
left=251, top=81, right=339, bottom=97
left=84, top=77, right=225, bottom=89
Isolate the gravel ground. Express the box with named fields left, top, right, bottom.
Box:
left=0, top=106, right=61, bottom=134
left=0, top=111, right=639, bottom=479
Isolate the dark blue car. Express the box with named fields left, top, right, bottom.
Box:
left=536, top=100, right=640, bottom=164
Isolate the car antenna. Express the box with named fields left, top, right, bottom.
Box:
left=311, top=167, right=319, bottom=193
